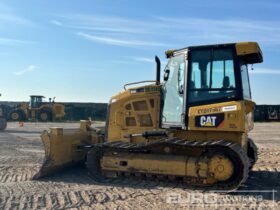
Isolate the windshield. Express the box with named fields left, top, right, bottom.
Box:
left=188, top=48, right=237, bottom=103
left=30, top=97, right=43, bottom=108
left=162, top=54, right=185, bottom=124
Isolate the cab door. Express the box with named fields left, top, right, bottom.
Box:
left=161, top=53, right=187, bottom=128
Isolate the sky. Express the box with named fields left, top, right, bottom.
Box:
left=0, top=0, right=280, bottom=104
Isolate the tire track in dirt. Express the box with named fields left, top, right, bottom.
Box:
left=0, top=172, right=169, bottom=209
left=0, top=167, right=278, bottom=209
left=0, top=177, right=278, bottom=210
left=257, top=148, right=280, bottom=156
left=0, top=156, right=43, bottom=165
left=0, top=166, right=41, bottom=183
left=254, top=161, right=280, bottom=168
left=0, top=187, right=159, bottom=210
left=0, top=122, right=279, bottom=210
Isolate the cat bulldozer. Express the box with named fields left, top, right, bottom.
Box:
left=9, top=95, right=65, bottom=122
left=35, top=42, right=262, bottom=191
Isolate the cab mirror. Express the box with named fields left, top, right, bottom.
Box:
left=163, top=69, right=170, bottom=81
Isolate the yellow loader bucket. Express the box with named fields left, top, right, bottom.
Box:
left=34, top=121, right=92, bottom=179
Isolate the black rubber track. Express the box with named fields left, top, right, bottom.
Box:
left=86, top=139, right=250, bottom=192
left=247, top=138, right=258, bottom=169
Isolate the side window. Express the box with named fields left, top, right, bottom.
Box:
left=241, top=64, right=251, bottom=99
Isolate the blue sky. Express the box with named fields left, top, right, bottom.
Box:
left=0, top=0, right=280, bottom=104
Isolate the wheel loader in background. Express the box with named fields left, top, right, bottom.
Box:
left=35, top=42, right=262, bottom=192
left=8, top=95, right=65, bottom=122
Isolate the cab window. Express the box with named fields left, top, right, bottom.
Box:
left=241, top=64, right=251, bottom=99
left=189, top=48, right=237, bottom=103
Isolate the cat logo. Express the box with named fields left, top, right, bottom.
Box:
left=195, top=113, right=224, bottom=128
left=200, top=116, right=217, bottom=126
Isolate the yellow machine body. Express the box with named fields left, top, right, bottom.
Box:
left=35, top=42, right=262, bottom=191
left=106, top=89, right=255, bottom=145
left=107, top=85, right=161, bottom=142
left=27, top=103, right=65, bottom=120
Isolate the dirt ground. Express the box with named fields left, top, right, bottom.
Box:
left=0, top=122, right=279, bottom=210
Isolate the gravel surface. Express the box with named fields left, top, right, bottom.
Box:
left=0, top=122, right=279, bottom=210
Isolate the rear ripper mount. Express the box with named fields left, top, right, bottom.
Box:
left=86, top=138, right=249, bottom=192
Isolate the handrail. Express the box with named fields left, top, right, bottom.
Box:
left=124, top=80, right=156, bottom=90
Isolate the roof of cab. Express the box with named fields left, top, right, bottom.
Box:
left=30, top=95, right=45, bottom=98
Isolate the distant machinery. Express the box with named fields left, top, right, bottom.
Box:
left=8, top=95, right=65, bottom=122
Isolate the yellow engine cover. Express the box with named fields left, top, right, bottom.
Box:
left=188, top=100, right=255, bottom=132
left=107, top=84, right=161, bottom=142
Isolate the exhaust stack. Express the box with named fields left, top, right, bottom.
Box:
left=155, top=56, right=161, bottom=85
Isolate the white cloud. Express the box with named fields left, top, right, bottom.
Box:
left=129, top=57, right=154, bottom=63
left=154, top=17, right=280, bottom=46
left=57, top=14, right=280, bottom=35
left=53, top=14, right=280, bottom=49
left=77, top=32, right=166, bottom=47
left=112, top=56, right=155, bottom=64
left=0, top=37, right=34, bottom=46
left=50, top=20, right=62, bottom=26
left=13, top=65, right=38, bottom=76
left=54, top=14, right=153, bottom=34
left=0, top=3, right=34, bottom=27
left=0, top=14, right=29, bottom=25
left=133, top=57, right=154, bottom=63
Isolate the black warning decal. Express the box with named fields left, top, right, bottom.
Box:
left=195, top=113, right=225, bottom=128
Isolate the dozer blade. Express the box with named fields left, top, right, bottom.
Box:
left=34, top=122, right=92, bottom=179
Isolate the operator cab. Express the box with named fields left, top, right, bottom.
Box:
left=29, top=95, right=45, bottom=108
left=161, top=42, right=263, bottom=128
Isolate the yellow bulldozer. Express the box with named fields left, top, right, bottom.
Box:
left=9, top=95, right=65, bottom=122
left=35, top=42, right=262, bottom=191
